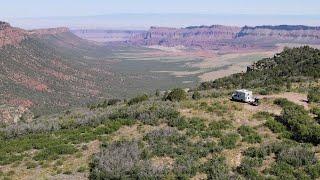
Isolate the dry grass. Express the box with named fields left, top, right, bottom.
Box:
left=150, top=156, right=175, bottom=170
left=190, top=172, right=207, bottom=180
left=111, top=124, right=142, bottom=141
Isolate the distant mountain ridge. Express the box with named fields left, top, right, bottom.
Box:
left=72, top=24, right=320, bottom=51
left=72, top=29, right=147, bottom=42
left=125, top=25, right=320, bottom=50
left=241, top=25, right=320, bottom=31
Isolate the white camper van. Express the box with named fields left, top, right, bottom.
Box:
left=231, top=89, right=255, bottom=103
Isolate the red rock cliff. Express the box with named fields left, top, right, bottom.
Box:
left=0, top=21, right=27, bottom=48
left=127, top=25, right=320, bottom=50
left=129, top=25, right=241, bottom=49
left=0, top=21, right=70, bottom=48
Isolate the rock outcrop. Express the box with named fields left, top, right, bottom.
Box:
left=0, top=21, right=27, bottom=48
left=0, top=21, right=70, bottom=48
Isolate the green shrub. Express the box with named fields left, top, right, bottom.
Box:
left=274, top=98, right=320, bottom=144
left=308, top=88, right=320, bottom=103
left=244, top=146, right=271, bottom=159
left=311, top=107, right=320, bottom=120
left=203, top=156, right=230, bottom=179
left=143, top=127, right=182, bottom=157
left=210, top=92, right=222, bottom=98
left=165, top=88, right=187, bottom=102
left=166, top=117, right=188, bottom=130
left=34, top=144, right=77, bottom=161
left=238, top=125, right=262, bottom=144
left=207, top=102, right=228, bottom=116
left=259, top=89, right=269, bottom=95
left=306, top=163, right=320, bottom=179
left=192, top=91, right=201, bottom=100
left=209, top=120, right=232, bottom=130
left=185, top=117, right=206, bottom=137
left=77, top=166, right=87, bottom=172
left=294, top=169, right=311, bottom=180
left=219, top=133, right=239, bottom=149
left=173, top=156, right=199, bottom=178
left=252, top=111, right=273, bottom=121
left=269, top=162, right=295, bottom=179
left=204, top=120, right=232, bottom=138
left=128, top=94, right=149, bottom=105
left=0, top=118, right=133, bottom=165
left=25, top=161, right=37, bottom=169
left=274, top=98, right=293, bottom=108
left=265, top=118, right=287, bottom=133
left=241, top=157, right=263, bottom=168
left=199, top=102, right=208, bottom=108
left=0, top=153, right=24, bottom=165
left=277, top=146, right=316, bottom=167
left=243, top=134, right=262, bottom=144
left=238, top=125, right=255, bottom=137
left=237, top=157, right=264, bottom=179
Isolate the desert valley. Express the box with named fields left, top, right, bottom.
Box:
left=0, top=1, right=320, bottom=179
left=2, top=22, right=320, bottom=116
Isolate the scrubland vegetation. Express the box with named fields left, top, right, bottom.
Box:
left=0, top=46, right=320, bottom=179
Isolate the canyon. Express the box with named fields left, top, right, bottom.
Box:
left=1, top=21, right=320, bottom=120
left=74, top=25, right=320, bottom=51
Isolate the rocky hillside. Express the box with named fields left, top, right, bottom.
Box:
left=0, top=21, right=27, bottom=47
left=0, top=22, right=152, bottom=117
left=0, top=21, right=70, bottom=48
left=0, top=45, right=319, bottom=179
left=122, top=25, right=320, bottom=50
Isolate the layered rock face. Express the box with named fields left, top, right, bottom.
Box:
left=72, top=25, right=320, bottom=50
left=129, top=25, right=242, bottom=49
left=126, top=25, right=320, bottom=50
left=236, top=25, right=320, bottom=44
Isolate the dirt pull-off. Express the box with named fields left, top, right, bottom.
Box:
left=260, top=92, right=309, bottom=109
left=244, top=92, right=309, bottom=115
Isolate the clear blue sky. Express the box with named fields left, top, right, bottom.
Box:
left=1, top=0, right=320, bottom=18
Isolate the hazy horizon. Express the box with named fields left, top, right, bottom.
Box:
left=4, top=13, right=320, bottom=30
left=1, top=0, right=320, bottom=30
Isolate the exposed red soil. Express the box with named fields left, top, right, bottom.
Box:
left=9, top=73, right=49, bottom=92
